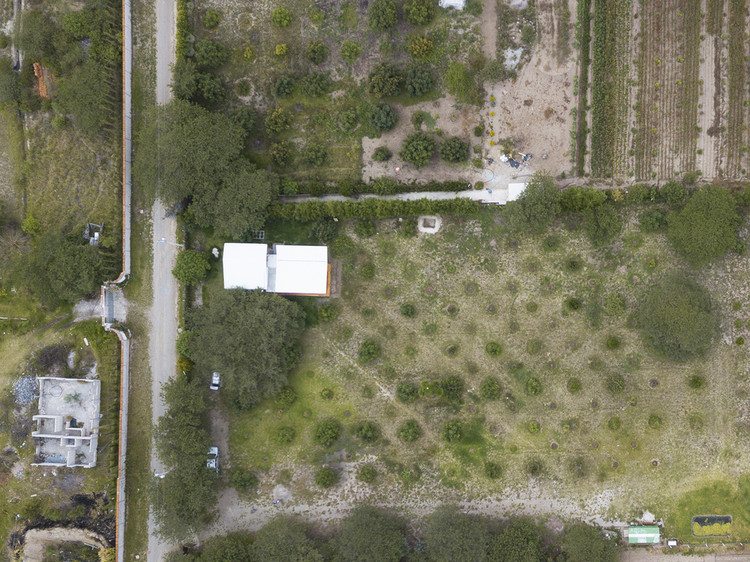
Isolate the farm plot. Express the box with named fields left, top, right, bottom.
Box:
left=222, top=210, right=750, bottom=536
left=634, top=0, right=701, bottom=181
left=725, top=0, right=747, bottom=177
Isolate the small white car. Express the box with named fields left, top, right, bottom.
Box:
left=207, top=446, right=219, bottom=472
left=210, top=372, right=220, bottom=391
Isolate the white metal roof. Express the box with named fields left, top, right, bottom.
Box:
left=439, top=0, right=465, bottom=8
left=222, top=243, right=268, bottom=290
left=508, top=183, right=527, bottom=202
left=272, top=245, right=328, bottom=294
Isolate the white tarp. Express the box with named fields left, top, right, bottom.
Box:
left=439, top=0, right=465, bottom=8
left=508, top=183, right=527, bottom=202
left=222, top=243, right=268, bottom=290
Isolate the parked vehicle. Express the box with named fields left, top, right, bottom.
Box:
left=207, top=446, right=219, bottom=472
left=210, top=372, right=220, bottom=391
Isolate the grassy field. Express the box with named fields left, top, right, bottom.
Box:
left=207, top=206, right=750, bottom=543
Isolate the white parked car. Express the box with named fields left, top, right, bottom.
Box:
left=207, top=446, right=219, bottom=473
left=210, top=372, right=220, bottom=391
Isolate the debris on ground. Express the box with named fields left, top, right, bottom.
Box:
left=13, top=376, right=37, bottom=406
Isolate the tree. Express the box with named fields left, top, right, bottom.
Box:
left=341, top=40, right=362, bottom=63
left=315, top=467, right=338, bottom=487
left=305, top=40, right=328, bottom=64
left=489, top=518, right=546, bottom=561
left=353, top=420, right=380, bottom=442
left=270, top=141, right=293, bottom=167
left=405, top=64, right=434, bottom=97
left=195, top=72, right=225, bottom=104
left=300, top=72, right=330, bottom=97
left=667, top=185, right=741, bottom=266
left=170, top=58, right=198, bottom=100
left=155, top=462, right=217, bottom=538
left=195, top=533, right=253, bottom=561
left=506, top=172, right=560, bottom=233
left=335, top=506, right=407, bottom=561
left=369, top=103, right=398, bottom=132
left=397, top=419, right=421, bottom=442
left=302, top=145, right=327, bottom=166
left=639, top=208, right=666, bottom=232
left=265, top=106, right=292, bottom=135
left=368, top=63, right=403, bottom=98
left=271, top=7, right=293, bottom=26
left=134, top=100, right=245, bottom=205
left=582, top=204, right=622, bottom=247
left=373, top=146, right=392, bottom=161
left=172, top=250, right=210, bottom=285
left=640, top=273, right=717, bottom=361
left=56, top=59, right=110, bottom=134
left=561, top=524, right=618, bottom=562
left=189, top=290, right=304, bottom=410
left=254, top=517, right=323, bottom=560
left=445, top=62, right=476, bottom=103
left=17, top=11, right=57, bottom=63
left=314, top=418, right=342, bottom=446
left=442, top=419, right=463, bottom=442
left=559, top=185, right=607, bottom=212
left=229, top=106, right=256, bottom=137
left=274, top=75, right=296, bottom=98
left=403, top=0, right=437, bottom=25
left=425, top=505, right=489, bottom=562
left=400, top=132, right=435, bottom=167
left=368, top=0, right=398, bottom=31
left=0, top=57, right=22, bottom=106
left=202, top=8, right=221, bottom=29
left=660, top=180, right=687, bottom=207
left=439, top=136, right=469, bottom=162
left=408, top=36, right=434, bottom=59
left=194, top=38, right=229, bottom=69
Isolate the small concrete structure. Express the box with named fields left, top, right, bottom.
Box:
left=223, top=243, right=331, bottom=296
left=417, top=215, right=443, bottom=234
left=32, top=377, right=101, bottom=468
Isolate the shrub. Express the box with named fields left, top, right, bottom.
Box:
left=358, top=339, right=382, bottom=362
left=300, top=73, right=330, bottom=97
left=605, top=336, right=620, bottom=350
left=265, top=107, right=291, bottom=135
left=318, top=302, right=339, bottom=322
left=526, top=339, right=542, bottom=354
left=607, top=417, right=621, bottom=430
left=648, top=414, right=662, bottom=429
left=604, top=293, right=626, bottom=316
left=484, top=461, right=502, bottom=479
left=0, top=33, right=8, bottom=49
left=354, top=220, right=376, bottom=238
left=667, top=186, right=742, bottom=266
left=442, top=419, right=463, bottom=442
left=203, top=8, right=221, bottom=29
left=688, top=375, right=704, bottom=389
left=583, top=204, right=622, bottom=247
left=559, top=186, right=607, bottom=212
left=305, top=40, right=328, bottom=64
left=396, top=382, right=419, bottom=402
left=400, top=132, right=435, bottom=167
left=270, top=141, right=293, bottom=166
left=340, top=109, right=359, bottom=131
left=565, top=256, right=582, bottom=272
left=274, top=426, right=296, bottom=445
left=527, top=421, right=540, bottom=434
left=314, top=419, right=342, bottom=447
left=230, top=106, right=256, bottom=136
left=172, top=250, right=210, bottom=285
left=506, top=172, right=560, bottom=233
left=274, top=76, right=296, bottom=98
left=369, top=103, right=398, bottom=131
left=235, top=80, right=251, bottom=97
left=403, top=0, right=437, bottom=25
left=373, top=146, right=393, bottom=161
left=354, top=421, right=381, bottom=442
left=441, top=375, right=464, bottom=401
left=683, top=171, right=697, bottom=185
left=341, top=40, right=362, bottom=63
left=399, top=303, right=418, bottom=318
left=405, top=64, right=435, bottom=97
left=567, top=378, right=581, bottom=393
left=565, top=297, right=582, bottom=311
left=525, top=377, right=542, bottom=396
left=274, top=385, right=297, bottom=409
left=485, top=341, right=502, bottom=357
left=479, top=377, right=501, bottom=400
left=408, top=36, right=434, bottom=59
left=368, top=63, right=403, bottom=97
left=368, top=0, right=398, bottom=31
left=398, top=419, right=422, bottom=442
left=230, top=470, right=258, bottom=491
left=605, top=373, right=625, bottom=394
left=194, top=38, right=229, bottom=69
left=640, top=274, right=717, bottom=361
left=445, top=61, right=477, bottom=102
left=439, top=136, right=470, bottom=163
left=358, top=464, right=378, bottom=483
left=275, top=43, right=287, bottom=56
left=473, top=124, right=485, bottom=137
left=320, top=388, right=334, bottom=400
left=315, top=467, right=339, bottom=488
left=660, top=180, right=688, bottom=207
left=271, top=7, right=293, bottom=26
left=302, top=145, right=328, bottom=166
left=639, top=208, right=667, bottom=232
left=525, top=458, right=544, bottom=477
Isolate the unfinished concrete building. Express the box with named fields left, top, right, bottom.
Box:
left=32, top=377, right=101, bottom=468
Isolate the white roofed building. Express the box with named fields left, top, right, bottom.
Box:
left=223, top=243, right=330, bottom=296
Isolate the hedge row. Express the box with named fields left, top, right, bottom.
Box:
left=269, top=198, right=480, bottom=220
left=290, top=178, right=469, bottom=197
left=176, top=0, right=190, bottom=59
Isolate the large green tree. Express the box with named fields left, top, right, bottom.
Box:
left=488, top=518, right=546, bottom=561
left=172, top=250, right=210, bottom=286
left=667, top=185, right=741, bottom=267
left=133, top=99, right=245, bottom=205
left=188, top=161, right=280, bottom=239
left=253, top=517, right=323, bottom=560
left=506, top=172, right=560, bottom=233
left=640, top=273, right=718, bottom=361
left=189, top=290, right=304, bottom=410
left=56, top=59, right=111, bottom=134
left=561, top=523, right=618, bottom=562
left=425, top=505, right=490, bottom=562
left=334, top=505, right=407, bottom=561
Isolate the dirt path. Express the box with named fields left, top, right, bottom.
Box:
left=481, top=0, right=498, bottom=60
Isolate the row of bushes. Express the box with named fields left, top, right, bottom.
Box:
left=285, top=178, right=469, bottom=197
left=176, top=0, right=190, bottom=59
left=269, top=197, right=479, bottom=220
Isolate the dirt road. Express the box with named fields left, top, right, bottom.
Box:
left=147, top=0, right=177, bottom=559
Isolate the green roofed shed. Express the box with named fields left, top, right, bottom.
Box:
left=628, top=525, right=660, bottom=544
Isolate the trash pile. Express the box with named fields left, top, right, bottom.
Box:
left=499, top=152, right=532, bottom=169
left=13, top=376, right=37, bottom=406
